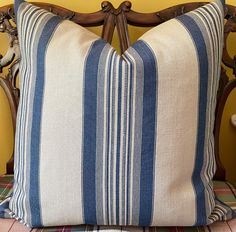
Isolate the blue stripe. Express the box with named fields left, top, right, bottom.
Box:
left=116, top=59, right=123, bottom=224
left=127, top=64, right=133, bottom=225
left=132, top=40, right=157, bottom=226
left=30, top=16, right=61, bottom=227
left=83, top=39, right=107, bottom=225
left=14, top=0, right=24, bottom=17
left=107, top=49, right=118, bottom=225
left=125, top=54, right=134, bottom=225
left=0, top=198, right=10, bottom=218
left=177, top=15, right=209, bottom=225
left=220, top=0, right=225, bottom=6
left=106, top=49, right=115, bottom=224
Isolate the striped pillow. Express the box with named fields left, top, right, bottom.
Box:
left=10, top=0, right=234, bottom=228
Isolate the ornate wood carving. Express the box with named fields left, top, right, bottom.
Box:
left=0, top=7, right=20, bottom=174
left=0, top=2, right=236, bottom=180
left=214, top=5, right=236, bottom=181
left=224, top=5, right=236, bottom=74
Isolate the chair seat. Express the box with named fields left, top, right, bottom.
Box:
left=0, top=175, right=236, bottom=232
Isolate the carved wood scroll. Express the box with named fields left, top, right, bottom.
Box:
left=0, top=2, right=236, bottom=180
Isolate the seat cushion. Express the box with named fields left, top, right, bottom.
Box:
left=0, top=175, right=13, bottom=219
left=0, top=175, right=13, bottom=202
left=1, top=175, right=236, bottom=231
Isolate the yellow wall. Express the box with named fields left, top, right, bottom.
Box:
left=0, top=0, right=236, bottom=181
left=0, top=32, right=14, bottom=174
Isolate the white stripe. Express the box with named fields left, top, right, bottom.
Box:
left=124, top=55, right=132, bottom=225
left=124, top=52, right=137, bottom=225
left=140, top=19, right=198, bottom=226
left=108, top=50, right=116, bottom=224
left=112, top=55, right=120, bottom=224
left=102, top=48, right=114, bottom=224
left=39, top=20, right=98, bottom=225
left=119, top=60, right=127, bottom=224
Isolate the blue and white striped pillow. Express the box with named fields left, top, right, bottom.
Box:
left=10, top=0, right=234, bottom=228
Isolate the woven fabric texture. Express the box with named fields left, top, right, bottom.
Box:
left=1, top=176, right=236, bottom=231
left=9, top=0, right=234, bottom=228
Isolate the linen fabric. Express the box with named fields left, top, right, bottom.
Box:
left=1, top=176, right=236, bottom=231
left=10, top=0, right=233, bottom=228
